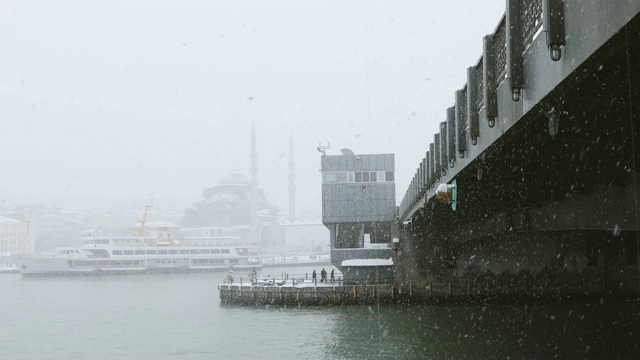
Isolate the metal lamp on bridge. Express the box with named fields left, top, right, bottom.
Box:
left=435, top=179, right=457, bottom=211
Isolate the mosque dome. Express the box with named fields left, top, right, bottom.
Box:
left=219, top=172, right=249, bottom=185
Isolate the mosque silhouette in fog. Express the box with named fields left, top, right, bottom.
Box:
left=181, top=172, right=279, bottom=232
left=179, top=124, right=330, bottom=252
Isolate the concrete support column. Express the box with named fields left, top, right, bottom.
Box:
left=624, top=20, right=640, bottom=288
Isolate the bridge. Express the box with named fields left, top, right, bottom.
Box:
left=395, top=0, right=640, bottom=295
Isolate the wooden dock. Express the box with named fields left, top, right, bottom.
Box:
left=218, top=272, right=640, bottom=306
left=218, top=283, right=395, bottom=306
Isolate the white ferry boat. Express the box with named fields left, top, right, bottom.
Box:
left=12, top=236, right=261, bottom=277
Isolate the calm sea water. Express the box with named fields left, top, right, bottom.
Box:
left=2, top=266, right=639, bottom=360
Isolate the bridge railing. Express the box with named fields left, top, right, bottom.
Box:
left=399, top=0, right=551, bottom=220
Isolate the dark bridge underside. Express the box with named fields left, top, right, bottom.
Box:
left=398, top=12, right=640, bottom=291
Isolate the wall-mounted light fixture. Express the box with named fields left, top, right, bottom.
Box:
left=435, top=179, right=458, bottom=211
left=546, top=106, right=561, bottom=138
left=543, top=0, right=566, bottom=62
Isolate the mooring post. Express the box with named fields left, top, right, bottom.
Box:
left=448, top=282, right=452, bottom=296
left=409, top=283, right=412, bottom=298
left=429, top=282, right=433, bottom=296
left=582, top=278, right=586, bottom=293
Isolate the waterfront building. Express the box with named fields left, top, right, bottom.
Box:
left=0, top=215, right=33, bottom=255
left=1, top=206, right=75, bottom=251
left=320, top=149, right=396, bottom=284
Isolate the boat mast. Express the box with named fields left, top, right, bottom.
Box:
left=21, top=211, right=32, bottom=253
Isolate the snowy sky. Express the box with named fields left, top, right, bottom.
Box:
left=0, top=0, right=505, bottom=216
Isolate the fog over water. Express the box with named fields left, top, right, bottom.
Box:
left=0, top=0, right=504, bottom=213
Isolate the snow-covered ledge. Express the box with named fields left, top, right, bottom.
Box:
left=341, top=258, right=393, bottom=267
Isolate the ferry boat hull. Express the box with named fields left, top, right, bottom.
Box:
left=13, top=237, right=262, bottom=277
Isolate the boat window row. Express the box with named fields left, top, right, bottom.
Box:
left=58, top=249, right=81, bottom=255
left=73, top=258, right=240, bottom=267
left=85, top=239, right=110, bottom=244
left=74, top=260, right=143, bottom=267
left=156, top=259, right=178, bottom=264
left=111, top=249, right=231, bottom=255
left=191, top=258, right=237, bottom=265
left=113, top=239, right=140, bottom=243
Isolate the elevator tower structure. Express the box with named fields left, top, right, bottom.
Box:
left=320, top=149, right=396, bottom=283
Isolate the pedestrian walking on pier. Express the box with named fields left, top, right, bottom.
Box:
left=330, top=269, right=335, bottom=282
left=312, top=269, right=317, bottom=283
left=321, top=268, right=327, bottom=283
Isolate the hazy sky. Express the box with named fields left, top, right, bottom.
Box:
left=0, top=0, right=505, bottom=217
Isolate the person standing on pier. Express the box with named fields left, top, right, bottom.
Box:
left=320, top=268, right=327, bottom=283
left=312, top=269, right=317, bottom=283
left=330, top=269, right=335, bottom=282
left=226, top=271, right=234, bottom=284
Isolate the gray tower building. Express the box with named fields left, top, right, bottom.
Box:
left=320, top=149, right=396, bottom=284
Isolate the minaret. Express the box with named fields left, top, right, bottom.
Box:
left=288, top=133, right=296, bottom=221
left=249, top=123, right=259, bottom=228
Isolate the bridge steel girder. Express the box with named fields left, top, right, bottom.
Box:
left=543, top=0, right=566, bottom=61
left=482, top=34, right=498, bottom=127
left=506, top=0, right=524, bottom=102
left=446, top=107, right=457, bottom=168
left=455, top=89, right=467, bottom=159
left=396, top=2, right=640, bottom=290
left=467, top=67, right=480, bottom=144
left=400, top=1, right=640, bottom=222
left=439, top=122, right=448, bottom=176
